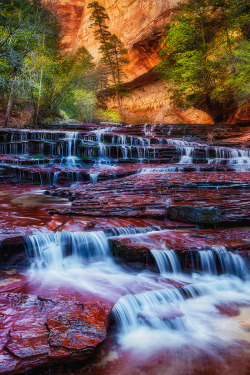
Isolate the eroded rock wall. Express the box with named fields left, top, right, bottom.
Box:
left=51, top=0, right=182, bottom=78
left=49, top=0, right=199, bottom=122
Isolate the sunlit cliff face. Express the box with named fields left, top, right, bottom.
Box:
left=47, top=0, right=183, bottom=82
left=46, top=1, right=199, bottom=123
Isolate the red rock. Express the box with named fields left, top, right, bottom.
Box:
left=47, top=172, right=250, bottom=224
left=0, top=290, right=113, bottom=374
left=110, top=228, right=250, bottom=266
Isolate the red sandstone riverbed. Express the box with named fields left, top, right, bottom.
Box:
left=0, top=124, right=250, bottom=375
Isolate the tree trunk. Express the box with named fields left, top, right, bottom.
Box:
left=4, top=74, right=17, bottom=128
left=35, top=34, right=45, bottom=128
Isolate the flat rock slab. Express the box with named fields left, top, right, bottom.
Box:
left=0, top=271, right=113, bottom=375
left=47, top=172, right=250, bottom=225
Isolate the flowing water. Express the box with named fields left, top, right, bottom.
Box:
left=0, top=125, right=249, bottom=374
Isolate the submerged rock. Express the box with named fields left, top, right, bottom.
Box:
left=167, top=206, right=223, bottom=224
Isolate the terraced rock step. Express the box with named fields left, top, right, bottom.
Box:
left=110, top=227, right=250, bottom=269
left=1, top=128, right=249, bottom=168
left=48, top=172, right=250, bottom=225
left=0, top=123, right=249, bottom=375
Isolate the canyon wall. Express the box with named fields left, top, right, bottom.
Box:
left=50, top=0, right=213, bottom=124
left=51, top=0, right=181, bottom=79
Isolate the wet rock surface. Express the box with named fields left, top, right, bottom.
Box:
left=48, top=171, right=250, bottom=224
left=110, top=227, right=250, bottom=267
left=0, top=271, right=112, bottom=374
left=0, top=123, right=249, bottom=374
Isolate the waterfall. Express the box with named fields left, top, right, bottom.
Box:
left=112, top=287, right=184, bottom=332
left=63, top=132, right=81, bottom=168
left=208, top=147, right=250, bottom=170
left=151, top=249, right=181, bottom=274
left=112, top=279, right=246, bottom=334
left=25, top=226, right=164, bottom=269
left=25, top=231, right=110, bottom=269
left=109, top=226, right=162, bottom=236
left=197, top=246, right=248, bottom=278
left=1, top=129, right=249, bottom=167
left=178, top=146, right=194, bottom=164
left=90, top=173, right=99, bottom=183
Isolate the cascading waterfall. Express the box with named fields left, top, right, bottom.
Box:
left=110, top=239, right=249, bottom=352
left=151, top=249, right=181, bottom=274
left=90, top=173, right=99, bottom=183
left=62, top=132, right=81, bottom=168
left=112, top=278, right=248, bottom=334
left=25, top=226, right=163, bottom=269
left=201, top=245, right=248, bottom=278
left=150, top=244, right=248, bottom=279
left=1, top=123, right=250, bottom=373
left=112, top=276, right=250, bottom=353
left=26, top=230, right=110, bottom=269
left=178, top=146, right=194, bottom=164
left=1, top=129, right=249, bottom=168
left=208, top=147, right=250, bottom=170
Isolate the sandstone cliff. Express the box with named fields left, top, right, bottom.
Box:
left=50, top=0, right=214, bottom=124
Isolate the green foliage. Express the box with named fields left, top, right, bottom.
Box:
left=74, top=89, right=97, bottom=123
left=0, top=1, right=102, bottom=126
left=88, top=1, right=129, bottom=118
left=97, top=108, right=122, bottom=122
left=156, top=0, right=250, bottom=120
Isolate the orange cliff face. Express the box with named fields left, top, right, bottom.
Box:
left=49, top=0, right=182, bottom=81
left=47, top=0, right=214, bottom=124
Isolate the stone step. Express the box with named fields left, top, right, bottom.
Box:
left=47, top=172, right=250, bottom=225
left=109, top=228, right=250, bottom=271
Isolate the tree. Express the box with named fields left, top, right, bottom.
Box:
left=0, top=0, right=61, bottom=127
left=88, top=1, right=129, bottom=120
left=156, top=0, right=250, bottom=121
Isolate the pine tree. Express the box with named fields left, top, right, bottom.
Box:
left=88, top=1, right=129, bottom=120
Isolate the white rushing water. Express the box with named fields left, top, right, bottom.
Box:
left=62, top=132, right=82, bottom=168
left=26, top=230, right=110, bottom=269
left=112, top=277, right=250, bottom=355
left=151, top=248, right=181, bottom=274
left=25, top=228, right=250, bottom=351
left=1, top=129, right=250, bottom=170
left=198, top=246, right=248, bottom=278
left=208, top=147, right=250, bottom=171
left=111, top=239, right=250, bottom=354
left=25, top=228, right=177, bottom=301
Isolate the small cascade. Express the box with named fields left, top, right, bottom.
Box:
left=178, top=146, right=194, bottom=164
left=62, top=132, right=81, bottom=168
left=140, top=166, right=185, bottom=173
left=90, top=173, right=99, bottom=184
left=1, top=128, right=249, bottom=170
left=108, top=226, right=162, bottom=236
left=112, top=279, right=246, bottom=334
left=198, top=246, right=248, bottom=278
left=151, top=249, right=181, bottom=274
left=150, top=245, right=248, bottom=279
left=208, top=147, right=250, bottom=170
left=26, top=231, right=110, bottom=269
left=113, top=287, right=184, bottom=332
left=25, top=226, right=164, bottom=269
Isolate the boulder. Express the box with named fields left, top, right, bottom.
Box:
left=167, top=205, right=223, bottom=224
left=0, top=283, right=113, bottom=374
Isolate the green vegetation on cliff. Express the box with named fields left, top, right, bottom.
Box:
left=88, top=1, right=129, bottom=120
left=157, top=0, right=250, bottom=121
left=0, top=0, right=100, bottom=126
